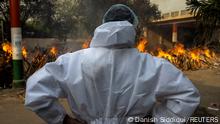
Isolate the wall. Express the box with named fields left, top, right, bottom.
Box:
left=151, top=0, right=187, bottom=13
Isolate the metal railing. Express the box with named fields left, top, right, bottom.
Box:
left=160, top=9, right=193, bottom=21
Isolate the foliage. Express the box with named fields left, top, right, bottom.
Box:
left=131, top=0, right=161, bottom=26
left=186, top=0, right=220, bottom=46
left=0, top=0, right=10, bottom=41
left=78, top=0, right=161, bottom=34
left=52, top=0, right=79, bottom=40
left=0, top=0, right=57, bottom=39
left=0, top=0, right=160, bottom=40
left=0, top=0, right=78, bottom=40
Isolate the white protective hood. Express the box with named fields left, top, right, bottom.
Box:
left=90, top=21, right=136, bottom=48
left=25, top=21, right=200, bottom=124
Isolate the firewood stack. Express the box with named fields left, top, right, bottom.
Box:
left=0, top=42, right=58, bottom=88
left=23, top=46, right=57, bottom=79
left=154, top=44, right=219, bottom=71
left=0, top=39, right=219, bottom=89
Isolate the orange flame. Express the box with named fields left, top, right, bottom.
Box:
left=82, top=38, right=91, bottom=49
left=157, top=48, right=174, bottom=61
left=2, top=42, right=12, bottom=55
left=136, top=37, right=148, bottom=53
left=171, top=43, right=185, bottom=56
left=1, top=42, right=28, bottom=58
left=203, top=47, right=214, bottom=58
left=50, top=46, right=58, bottom=56
left=22, top=47, right=28, bottom=58
left=190, top=48, right=202, bottom=61
left=135, top=38, right=217, bottom=70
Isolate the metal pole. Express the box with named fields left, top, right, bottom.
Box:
left=9, top=0, right=24, bottom=88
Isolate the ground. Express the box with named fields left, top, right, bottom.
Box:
left=0, top=67, right=219, bottom=124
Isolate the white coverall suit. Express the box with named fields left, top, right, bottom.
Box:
left=25, top=21, right=200, bottom=124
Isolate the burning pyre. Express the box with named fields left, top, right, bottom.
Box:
left=137, top=38, right=218, bottom=70
left=1, top=42, right=28, bottom=62
left=1, top=38, right=217, bottom=72
left=0, top=38, right=219, bottom=88
left=0, top=42, right=58, bottom=87
left=82, top=37, right=219, bottom=71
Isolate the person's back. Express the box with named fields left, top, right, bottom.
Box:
left=25, top=4, right=200, bottom=124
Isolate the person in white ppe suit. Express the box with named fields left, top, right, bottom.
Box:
left=25, top=4, right=200, bottom=124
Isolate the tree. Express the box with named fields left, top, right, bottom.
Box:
left=0, top=0, right=58, bottom=40
left=131, top=0, right=161, bottom=27
left=0, top=0, right=10, bottom=41
left=186, top=0, right=220, bottom=46
left=52, top=0, right=79, bottom=40
left=22, top=0, right=58, bottom=37
left=77, top=0, right=160, bottom=35
left=0, top=0, right=160, bottom=40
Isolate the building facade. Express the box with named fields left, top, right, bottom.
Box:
left=147, top=0, right=196, bottom=49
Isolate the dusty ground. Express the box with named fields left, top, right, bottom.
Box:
left=0, top=67, right=219, bottom=124
left=185, top=68, right=220, bottom=107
